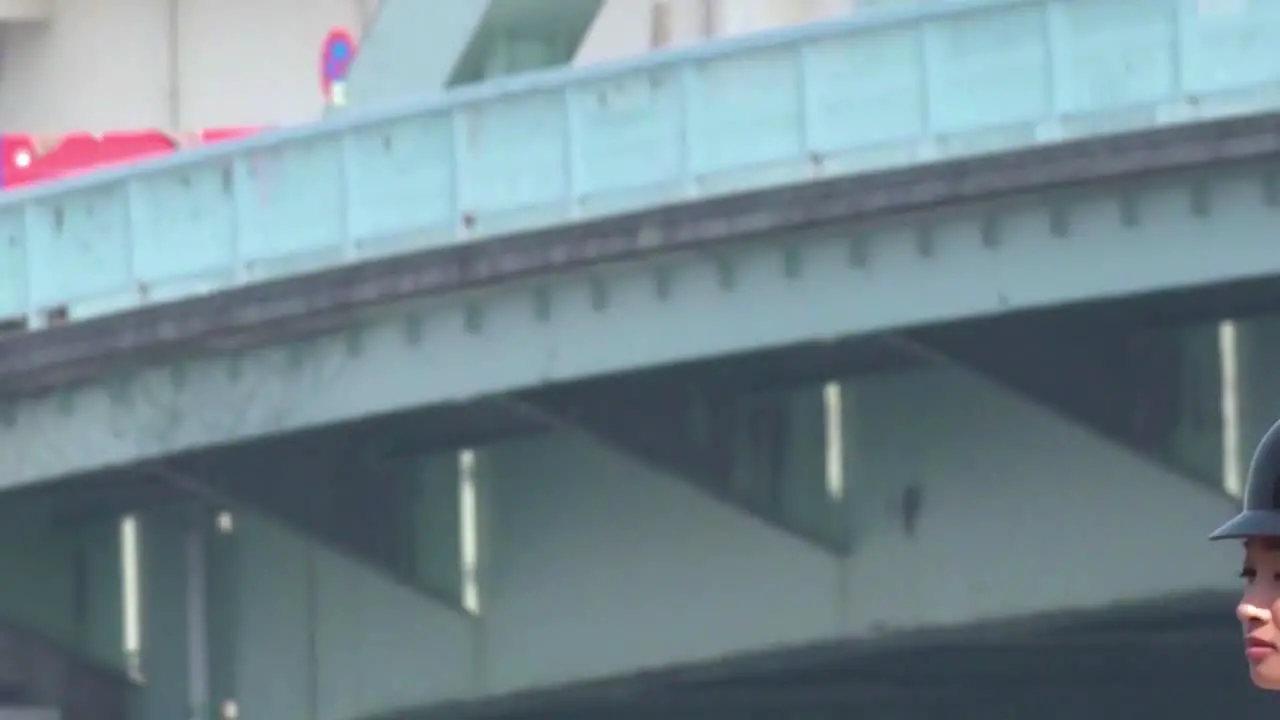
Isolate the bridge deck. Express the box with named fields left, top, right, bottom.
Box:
left=5, top=0, right=1280, bottom=489
left=1, top=0, right=1275, bottom=331
left=0, top=112, right=1274, bottom=399
left=3, top=111, right=1280, bottom=489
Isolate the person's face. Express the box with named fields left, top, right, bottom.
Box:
left=1239, top=538, right=1280, bottom=689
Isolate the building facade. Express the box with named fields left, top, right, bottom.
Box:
left=0, top=0, right=883, bottom=132
left=0, top=0, right=373, bottom=132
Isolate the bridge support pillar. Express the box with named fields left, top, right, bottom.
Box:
left=191, top=501, right=478, bottom=720
left=0, top=496, right=125, bottom=668
left=126, top=441, right=486, bottom=720
left=177, top=433, right=479, bottom=616
left=136, top=504, right=235, bottom=720
left=0, top=494, right=132, bottom=717
left=384, top=450, right=471, bottom=611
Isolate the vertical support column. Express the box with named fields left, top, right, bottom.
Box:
left=391, top=445, right=490, bottom=686
left=139, top=504, right=227, bottom=720
left=1155, top=321, right=1231, bottom=492
left=138, top=507, right=189, bottom=720
left=207, top=511, right=238, bottom=720
left=0, top=498, right=82, bottom=651
left=401, top=454, right=464, bottom=607
left=81, top=519, right=125, bottom=672
left=186, top=508, right=210, bottom=720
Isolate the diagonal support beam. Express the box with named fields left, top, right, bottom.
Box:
left=509, top=372, right=851, bottom=554
left=900, top=316, right=1221, bottom=492
left=0, top=495, right=135, bottom=720
left=513, top=380, right=734, bottom=495
left=139, top=443, right=475, bottom=617
left=343, top=0, right=603, bottom=109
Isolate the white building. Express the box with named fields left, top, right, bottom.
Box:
left=579, top=0, right=860, bottom=63
left=0, top=0, right=880, bottom=133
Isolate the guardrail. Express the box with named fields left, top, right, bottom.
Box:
left=1, top=0, right=1277, bottom=329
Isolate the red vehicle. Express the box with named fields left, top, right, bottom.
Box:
left=0, top=128, right=260, bottom=189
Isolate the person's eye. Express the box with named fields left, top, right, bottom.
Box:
left=1242, top=567, right=1258, bottom=582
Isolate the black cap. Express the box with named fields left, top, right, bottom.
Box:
left=1211, top=418, right=1280, bottom=540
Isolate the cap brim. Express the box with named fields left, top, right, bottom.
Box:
left=1209, top=510, right=1280, bottom=540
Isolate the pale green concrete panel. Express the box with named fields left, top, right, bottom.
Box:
left=230, top=515, right=316, bottom=720
left=311, top=535, right=476, bottom=720
left=80, top=520, right=125, bottom=672
left=918, top=318, right=1233, bottom=494
left=344, top=0, right=493, bottom=107
left=344, top=0, right=602, bottom=109
left=401, top=455, right=463, bottom=605
left=747, top=385, right=851, bottom=549
left=481, top=431, right=842, bottom=692
left=229, top=511, right=475, bottom=720
left=138, top=508, right=191, bottom=720
left=0, top=499, right=124, bottom=671
left=471, top=361, right=1239, bottom=696
left=1167, top=322, right=1227, bottom=487
left=449, top=0, right=602, bottom=85
left=0, top=502, right=77, bottom=646
left=1232, top=314, right=1280, bottom=492
left=840, top=363, right=1238, bottom=631
left=1021, top=313, right=1280, bottom=498
left=124, top=352, right=1250, bottom=717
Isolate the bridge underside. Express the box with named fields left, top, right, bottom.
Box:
left=5, top=106, right=1280, bottom=720
left=383, top=592, right=1263, bottom=720
left=4, top=112, right=1280, bottom=493
left=5, top=5, right=1279, bottom=717
left=0, top=275, right=1266, bottom=720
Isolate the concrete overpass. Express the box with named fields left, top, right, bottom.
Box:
left=0, top=1, right=1272, bottom=718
